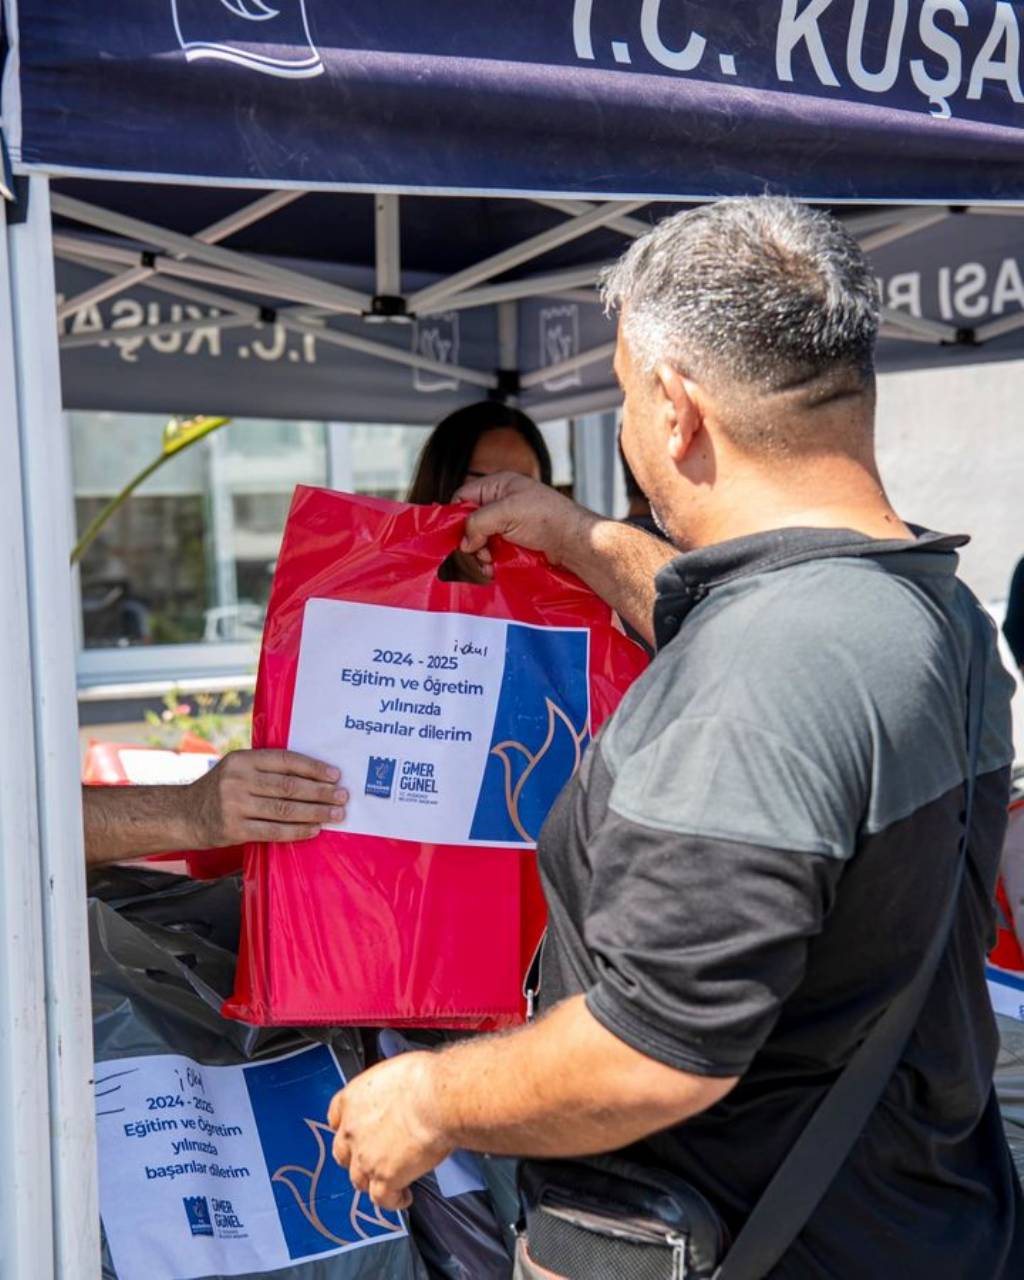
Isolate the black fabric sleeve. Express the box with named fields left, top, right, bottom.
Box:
left=583, top=814, right=843, bottom=1077
left=1004, top=557, right=1024, bottom=669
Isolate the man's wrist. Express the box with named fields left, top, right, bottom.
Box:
left=165, top=785, right=204, bottom=850
left=409, top=1051, right=454, bottom=1154
left=556, top=504, right=603, bottom=575
left=83, top=784, right=202, bottom=864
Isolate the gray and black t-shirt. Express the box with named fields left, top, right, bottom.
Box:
left=535, top=526, right=1024, bottom=1279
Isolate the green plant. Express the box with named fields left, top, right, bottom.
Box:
left=145, top=689, right=251, bottom=754
left=72, top=415, right=232, bottom=566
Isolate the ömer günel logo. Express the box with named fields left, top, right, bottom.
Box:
left=183, top=1195, right=214, bottom=1237
left=365, top=757, right=396, bottom=800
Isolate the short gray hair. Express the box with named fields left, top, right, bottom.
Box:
left=602, top=197, right=879, bottom=393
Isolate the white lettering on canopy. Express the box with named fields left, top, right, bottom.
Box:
left=993, top=258, right=1024, bottom=314
left=877, top=256, right=1024, bottom=325
left=911, top=0, right=969, bottom=119
left=886, top=271, right=923, bottom=317
left=967, top=1, right=1024, bottom=102
left=847, top=0, right=909, bottom=93
left=776, top=0, right=840, bottom=86
left=639, top=0, right=707, bottom=72
left=573, top=0, right=1023, bottom=120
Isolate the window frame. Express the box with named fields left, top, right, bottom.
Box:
left=73, top=417, right=354, bottom=697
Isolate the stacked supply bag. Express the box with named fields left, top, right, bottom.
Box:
left=91, top=868, right=426, bottom=1280
left=996, top=1015, right=1024, bottom=1185
left=91, top=868, right=525, bottom=1278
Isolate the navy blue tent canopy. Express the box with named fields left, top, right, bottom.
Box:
left=49, top=183, right=1024, bottom=423
left=6, top=1, right=1024, bottom=201
left=4, top=3, right=1024, bottom=421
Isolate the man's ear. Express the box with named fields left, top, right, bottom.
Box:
left=655, top=362, right=701, bottom=465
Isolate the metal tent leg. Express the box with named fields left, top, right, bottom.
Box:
left=0, top=187, right=58, bottom=1280
left=7, top=175, right=101, bottom=1279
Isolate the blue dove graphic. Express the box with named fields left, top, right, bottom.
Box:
left=490, top=698, right=590, bottom=843
left=272, top=1119, right=404, bottom=1245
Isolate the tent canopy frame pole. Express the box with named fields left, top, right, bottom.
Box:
left=532, top=196, right=652, bottom=239
left=58, top=241, right=499, bottom=386
left=976, top=311, right=1024, bottom=343
left=51, top=192, right=372, bottom=316
left=521, top=340, right=618, bottom=390
left=879, top=306, right=959, bottom=343
left=842, top=206, right=931, bottom=236
left=57, top=189, right=303, bottom=322
left=59, top=231, right=614, bottom=321
left=374, top=193, right=401, bottom=301
left=498, top=300, right=518, bottom=372
left=439, top=263, right=611, bottom=312
left=55, top=232, right=345, bottom=312
left=858, top=209, right=950, bottom=254
left=8, top=174, right=100, bottom=1279
left=409, top=199, right=648, bottom=314
left=0, top=185, right=59, bottom=1280
left=56, top=246, right=265, bottom=318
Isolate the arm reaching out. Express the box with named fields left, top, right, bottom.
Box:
left=455, top=473, right=675, bottom=648
left=82, top=748, right=348, bottom=866
left=327, top=994, right=737, bottom=1210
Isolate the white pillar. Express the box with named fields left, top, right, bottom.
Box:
left=7, top=175, right=101, bottom=1278
left=0, top=189, right=58, bottom=1280
left=571, top=411, right=620, bottom=515
left=326, top=420, right=355, bottom=491
left=208, top=428, right=239, bottom=621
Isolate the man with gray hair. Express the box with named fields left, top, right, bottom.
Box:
left=326, top=198, right=1024, bottom=1277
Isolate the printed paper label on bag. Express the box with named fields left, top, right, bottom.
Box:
left=288, top=599, right=591, bottom=847
left=95, top=1044, right=405, bottom=1280
left=987, top=965, right=1024, bottom=1023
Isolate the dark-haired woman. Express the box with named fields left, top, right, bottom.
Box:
left=408, top=402, right=552, bottom=503
left=408, top=402, right=553, bottom=583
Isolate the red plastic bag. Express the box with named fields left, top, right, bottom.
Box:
left=223, top=487, right=648, bottom=1028
left=82, top=739, right=245, bottom=879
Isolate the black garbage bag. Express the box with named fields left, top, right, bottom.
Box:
left=375, top=1030, right=516, bottom=1280
left=995, top=1013, right=1024, bottom=1185
left=90, top=869, right=427, bottom=1280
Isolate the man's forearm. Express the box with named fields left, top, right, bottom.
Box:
left=420, top=996, right=733, bottom=1159
left=83, top=785, right=193, bottom=866
left=561, top=512, right=674, bottom=649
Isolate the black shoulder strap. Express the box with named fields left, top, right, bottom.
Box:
left=715, top=602, right=991, bottom=1280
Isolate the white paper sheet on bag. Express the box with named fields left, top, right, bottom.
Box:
left=287, top=599, right=591, bottom=849
left=95, top=1044, right=406, bottom=1280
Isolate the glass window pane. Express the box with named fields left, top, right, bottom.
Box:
left=349, top=423, right=430, bottom=499
left=71, top=413, right=327, bottom=649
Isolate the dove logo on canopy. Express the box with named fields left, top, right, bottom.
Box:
left=171, top=0, right=324, bottom=78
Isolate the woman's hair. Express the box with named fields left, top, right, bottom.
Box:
left=407, top=402, right=553, bottom=504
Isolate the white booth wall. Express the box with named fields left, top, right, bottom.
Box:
left=876, top=359, right=1024, bottom=759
